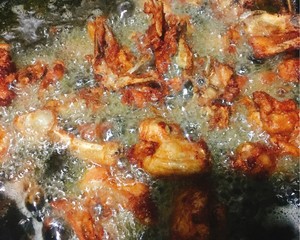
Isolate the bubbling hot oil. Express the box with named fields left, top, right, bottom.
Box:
left=0, top=0, right=299, bottom=239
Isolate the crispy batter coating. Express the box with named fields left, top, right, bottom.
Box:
left=89, top=16, right=158, bottom=91
left=243, top=12, right=300, bottom=58
left=197, top=60, right=241, bottom=129
left=128, top=118, right=210, bottom=177
left=0, top=125, right=9, bottom=161
left=14, top=109, right=121, bottom=165
left=232, top=142, right=277, bottom=176
left=51, top=198, right=104, bottom=240
left=121, top=81, right=167, bottom=108
left=252, top=91, right=299, bottom=156
left=171, top=187, right=210, bottom=240
left=17, top=61, right=47, bottom=86
left=50, top=128, right=121, bottom=166
left=143, top=0, right=193, bottom=74
left=170, top=186, right=227, bottom=240
left=198, top=61, right=239, bottom=106
left=39, top=61, right=65, bottom=90
left=78, top=167, right=156, bottom=225
left=277, top=58, right=300, bottom=83
left=0, top=44, right=16, bottom=106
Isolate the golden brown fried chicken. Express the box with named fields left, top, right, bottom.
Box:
left=232, top=142, right=277, bottom=177
left=78, top=167, right=156, bottom=225
left=171, top=186, right=210, bottom=240
left=196, top=60, right=242, bottom=129
left=14, top=109, right=121, bottom=165
left=121, top=81, right=167, bottom=108
left=0, top=44, right=16, bottom=106
left=143, top=0, right=193, bottom=75
left=51, top=198, right=104, bottom=240
left=50, top=128, right=122, bottom=166
left=17, top=61, right=46, bottom=86
left=243, top=12, right=300, bottom=58
left=197, top=61, right=240, bottom=106
left=128, top=118, right=210, bottom=177
left=39, top=61, right=65, bottom=90
left=253, top=91, right=299, bottom=156
left=250, top=91, right=299, bottom=156
left=277, top=58, right=300, bottom=83
left=88, top=16, right=158, bottom=91
left=170, top=185, right=227, bottom=240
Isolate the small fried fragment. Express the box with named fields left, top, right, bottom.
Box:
left=0, top=125, right=9, bottom=161
left=277, top=58, right=300, bottom=83
left=17, top=61, right=46, bottom=86
left=232, top=142, right=277, bottom=177
left=197, top=60, right=241, bottom=129
left=128, top=118, right=210, bottom=177
left=0, top=44, right=16, bottom=106
left=121, top=81, right=167, bottom=108
left=39, top=61, right=65, bottom=90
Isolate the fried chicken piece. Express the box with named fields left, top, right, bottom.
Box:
left=128, top=118, right=210, bottom=177
left=252, top=91, right=299, bottom=156
left=170, top=185, right=227, bottom=240
left=17, top=61, right=47, bottom=86
left=0, top=44, right=16, bottom=106
left=232, top=142, right=277, bottom=177
left=78, top=167, right=156, bottom=225
left=243, top=12, right=300, bottom=58
left=39, top=61, right=65, bottom=90
left=51, top=198, right=104, bottom=240
left=277, top=58, right=300, bottom=83
left=88, top=16, right=157, bottom=90
left=197, top=60, right=241, bottom=129
left=143, top=0, right=193, bottom=75
left=14, top=109, right=121, bottom=165
left=50, top=128, right=121, bottom=166
left=121, top=81, right=167, bottom=108
left=198, top=60, right=239, bottom=106
left=13, top=109, right=57, bottom=143
left=171, top=186, right=210, bottom=240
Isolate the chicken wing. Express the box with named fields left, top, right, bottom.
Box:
left=128, top=118, right=210, bottom=177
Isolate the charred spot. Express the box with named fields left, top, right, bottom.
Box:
left=146, top=80, right=162, bottom=89
left=246, top=157, right=258, bottom=170
left=248, top=55, right=265, bottom=64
